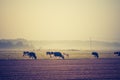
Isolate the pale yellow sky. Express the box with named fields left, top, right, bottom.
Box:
left=0, top=0, right=120, bottom=41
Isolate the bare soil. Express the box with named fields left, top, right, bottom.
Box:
left=0, top=59, right=120, bottom=80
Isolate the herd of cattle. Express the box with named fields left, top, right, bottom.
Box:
left=23, top=51, right=120, bottom=60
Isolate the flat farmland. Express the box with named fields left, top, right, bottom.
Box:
left=0, top=59, right=120, bottom=80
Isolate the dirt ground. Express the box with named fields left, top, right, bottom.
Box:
left=0, top=59, right=120, bottom=80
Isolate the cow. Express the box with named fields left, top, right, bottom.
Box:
left=92, top=52, right=99, bottom=59
left=114, top=51, right=120, bottom=56
left=53, top=52, right=64, bottom=59
left=23, top=51, right=37, bottom=59
left=46, top=52, right=64, bottom=59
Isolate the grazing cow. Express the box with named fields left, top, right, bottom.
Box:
left=114, top=51, right=120, bottom=56
left=23, top=51, right=37, bottom=59
left=53, top=52, right=64, bottom=59
left=92, top=52, right=99, bottom=59
left=46, top=52, right=64, bottom=59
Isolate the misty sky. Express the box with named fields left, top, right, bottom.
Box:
left=0, top=0, right=120, bottom=41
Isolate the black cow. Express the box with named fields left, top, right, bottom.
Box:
left=92, top=52, right=99, bottom=59
left=114, top=51, right=120, bottom=56
left=46, top=52, right=64, bottom=59
left=23, top=51, right=37, bottom=59
left=53, top=52, right=64, bottom=59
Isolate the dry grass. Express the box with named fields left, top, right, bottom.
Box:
left=0, top=49, right=119, bottom=59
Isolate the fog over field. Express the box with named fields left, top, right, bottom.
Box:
left=31, top=40, right=120, bottom=50
left=0, top=39, right=120, bottom=50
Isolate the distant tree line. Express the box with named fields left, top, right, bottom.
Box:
left=0, top=39, right=33, bottom=49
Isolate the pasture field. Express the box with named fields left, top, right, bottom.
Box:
left=0, top=49, right=120, bottom=59
left=0, top=59, right=120, bottom=80
left=0, top=49, right=120, bottom=80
